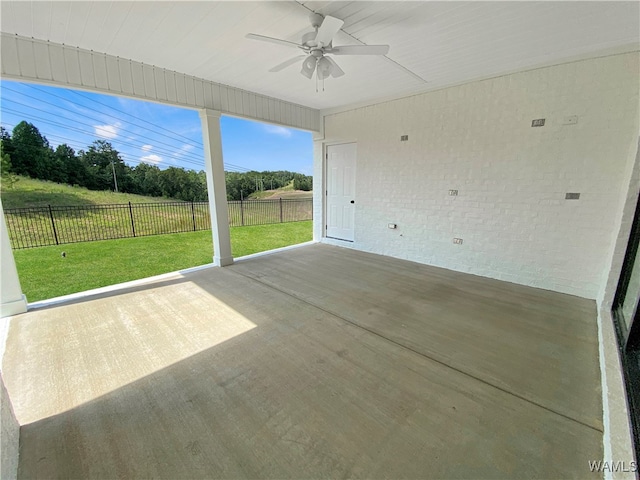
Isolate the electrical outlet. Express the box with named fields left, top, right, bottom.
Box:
left=531, top=118, right=545, bottom=127
left=453, top=238, right=463, bottom=245
left=400, top=135, right=409, bottom=141
left=388, top=223, right=397, bottom=229
left=565, top=192, right=580, bottom=200
left=449, top=189, right=458, bottom=196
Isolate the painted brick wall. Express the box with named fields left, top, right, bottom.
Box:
left=318, top=53, right=640, bottom=299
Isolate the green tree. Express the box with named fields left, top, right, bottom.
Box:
left=0, top=151, right=20, bottom=190
left=225, top=171, right=257, bottom=201
left=293, top=173, right=312, bottom=191
left=10, top=121, right=54, bottom=179
left=48, top=144, right=69, bottom=184
left=0, top=127, right=14, bottom=161
left=159, top=166, right=207, bottom=201
left=130, top=162, right=162, bottom=197
left=80, top=140, right=125, bottom=192
left=54, top=144, right=86, bottom=186
left=186, top=170, right=207, bottom=201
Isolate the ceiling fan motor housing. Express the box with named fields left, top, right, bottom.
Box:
left=309, top=13, right=324, bottom=28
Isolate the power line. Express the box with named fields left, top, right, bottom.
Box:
left=1, top=120, right=252, bottom=174
left=1, top=88, right=206, bottom=162
left=23, top=83, right=204, bottom=149
left=1, top=84, right=258, bottom=172
left=224, top=163, right=252, bottom=172
left=0, top=105, right=207, bottom=167
left=1, top=81, right=311, bottom=176
left=2, top=98, right=254, bottom=172
left=23, top=83, right=204, bottom=148
left=65, top=87, right=204, bottom=147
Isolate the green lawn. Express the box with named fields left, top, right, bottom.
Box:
left=14, top=221, right=312, bottom=302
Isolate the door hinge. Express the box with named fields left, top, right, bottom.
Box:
left=325, top=153, right=328, bottom=159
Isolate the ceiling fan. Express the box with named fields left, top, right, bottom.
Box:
left=246, top=13, right=390, bottom=82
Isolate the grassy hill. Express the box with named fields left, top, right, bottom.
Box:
left=1, top=176, right=179, bottom=209
left=0, top=176, right=312, bottom=209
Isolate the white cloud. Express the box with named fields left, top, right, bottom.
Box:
left=263, top=125, right=292, bottom=138
left=141, top=144, right=153, bottom=152
left=94, top=123, right=120, bottom=139
left=172, top=144, right=196, bottom=159
left=141, top=154, right=162, bottom=165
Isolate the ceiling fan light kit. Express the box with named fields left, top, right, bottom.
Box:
left=301, top=56, right=316, bottom=79
left=246, top=13, right=390, bottom=87
left=317, top=57, right=332, bottom=80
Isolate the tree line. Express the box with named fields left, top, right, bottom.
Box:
left=0, top=121, right=312, bottom=202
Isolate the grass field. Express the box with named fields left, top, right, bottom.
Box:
left=14, top=221, right=312, bottom=302
left=1, top=176, right=312, bottom=207
left=3, top=177, right=312, bottom=249
left=1, top=176, right=177, bottom=209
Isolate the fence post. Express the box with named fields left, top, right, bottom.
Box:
left=240, top=199, right=245, bottom=227
left=279, top=198, right=283, bottom=223
left=191, top=202, right=196, bottom=231
left=48, top=205, right=59, bottom=245
left=128, top=202, right=136, bottom=237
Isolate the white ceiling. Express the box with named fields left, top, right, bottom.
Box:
left=1, top=1, right=638, bottom=111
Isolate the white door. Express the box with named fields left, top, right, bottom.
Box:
left=326, top=143, right=356, bottom=241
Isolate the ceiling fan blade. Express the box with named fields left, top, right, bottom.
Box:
left=245, top=33, right=303, bottom=50
left=324, top=56, right=345, bottom=78
left=315, top=15, right=344, bottom=47
left=269, top=55, right=307, bottom=72
left=330, top=45, right=390, bottom=55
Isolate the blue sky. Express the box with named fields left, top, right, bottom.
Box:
left=0, top=80, right=313, bottom=175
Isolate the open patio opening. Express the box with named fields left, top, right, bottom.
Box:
left=0, top=82, right=313, bottom=304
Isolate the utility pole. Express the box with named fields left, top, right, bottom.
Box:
left=110, top=159, right=119, bottom=192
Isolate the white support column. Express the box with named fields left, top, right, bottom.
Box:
left=199, top=109, right=233, bottom=267
left=0, top=201, right=27, bottom=317
left=312, top=117, right=325, bottom=243
left=312, top=136, right=325, bottom=243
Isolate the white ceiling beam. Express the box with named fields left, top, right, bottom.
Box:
left=0, top=33, right=321, bottom=133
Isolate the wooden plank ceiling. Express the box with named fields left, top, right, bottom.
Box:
left=1, top=1, right=638, bottom=111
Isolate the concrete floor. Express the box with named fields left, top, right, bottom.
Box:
left=3, top=243, right=602, bottom=479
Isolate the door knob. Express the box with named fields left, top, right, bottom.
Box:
left=350, top=200, right=355, bottom=204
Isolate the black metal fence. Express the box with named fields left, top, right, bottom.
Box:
left=4, top=198, right=312, bottom=249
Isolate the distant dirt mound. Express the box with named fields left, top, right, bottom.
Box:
left=261, top=190, right=312, bottom=199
